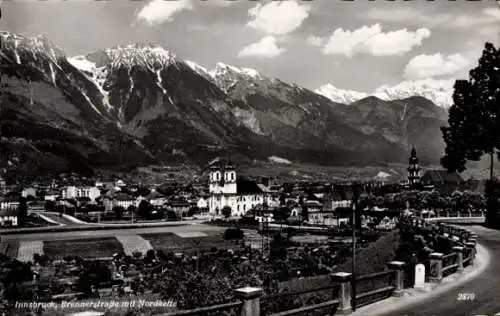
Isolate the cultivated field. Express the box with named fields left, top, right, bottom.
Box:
left=17, top=241, right=44, bottom=262
left=116, top=235, right=154, bottom=256
left=43, top=237, right=124, bottom=259
left=141, top=231, right=238, bottom=254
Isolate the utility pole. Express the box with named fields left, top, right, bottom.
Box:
left=352, top=190, right=357, bottom=311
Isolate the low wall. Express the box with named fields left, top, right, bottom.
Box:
left=426, top=217, right=485, bottom=225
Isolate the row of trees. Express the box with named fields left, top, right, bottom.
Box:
left=360, top=190, right=486, bottom=212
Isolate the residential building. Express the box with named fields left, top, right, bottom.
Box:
left=168, top=197, right=191, bottom=217
left=0, top=195, right=20, bottom=227
left=0, top=195, right=20, bottom=210
left=103, top=192, right=137, bottom=211
left=146, top=190, right=167, bottom=207
left=0, top=209, right=19, bottom=227
left=196, top=197, right=208, bottom=211
left=208, top=161, right=265, bottom=216
left=21, top=187, right=37, bottom=198
left=62, top=186, right=101, bottom=202
left=44, top=191, right=59, bottom=201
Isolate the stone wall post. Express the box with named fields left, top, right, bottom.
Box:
left=332, top=272, right=352, bottom=315
left=234, top=287, right=262, bottom=316
left=452, top=246, right=465, bottom=273
left=429, top=252, right=444, bottom=283
left=387, top=261, right=405, bottom=297
left=465, top=242, right=476, bottom=265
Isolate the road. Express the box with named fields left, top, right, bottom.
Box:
left=379, top=225, right=500, bottom=316
left=2, top=223, right=225, bottom=242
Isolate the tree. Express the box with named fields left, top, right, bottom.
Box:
left=272, top=207, right=291, bottom=230
left=222, top=206, right=232, bottom=219
left=127, top=205, right=137, bottom=217
left=279, top=193, right=286, bottom=206
left=137, top=200, right=153, bottom=219
left=18, top=197, right=28, bottom=227
left=441, top=43, right=500, bottom=178
left=300, top=205, right=308, bottom=222
left=44, top=200, right=55, bottom=212
left=113, top=206, right=125, bottom=220
left=440, top=43, right=500, bottom=228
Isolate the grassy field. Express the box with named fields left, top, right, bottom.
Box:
left=43, top=237, right=124, bottom=259
left=141, top=231, right=238, bottom=254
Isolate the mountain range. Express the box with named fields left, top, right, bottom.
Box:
left=0, top=32, right=450, bottom=180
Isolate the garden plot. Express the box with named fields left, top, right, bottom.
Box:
left=43, top=237, right=124, bottom=259
left=116, top=235, right=154, bottom=256
left=141, top=231, right=237, bottom=253
left=17, top=241, right=44, bottom=262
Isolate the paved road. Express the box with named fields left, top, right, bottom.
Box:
left=2, top=223, right=225, bottom=242
left=379, top=225, right=500, bottom=316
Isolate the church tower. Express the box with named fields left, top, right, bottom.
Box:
left=407, top=146, right=421, bottom=188
left=209, top=161, right=237, bottom=194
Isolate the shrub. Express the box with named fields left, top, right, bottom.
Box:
left=223, top=228, right=244, bottom=240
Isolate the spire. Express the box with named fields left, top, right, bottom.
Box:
left=407, top=146, right=421, bottom=187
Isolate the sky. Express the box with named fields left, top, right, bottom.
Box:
left=0, top=0, right=499, bottom=92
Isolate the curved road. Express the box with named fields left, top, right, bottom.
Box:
left=380, top=225, right=500, bottom=316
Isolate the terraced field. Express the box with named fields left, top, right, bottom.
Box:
left=43, top=237, right=124, bottom=259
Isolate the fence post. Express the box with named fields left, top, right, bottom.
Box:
left=332, top=272, right=352, bottom=315
left=429, top=253, right=444, bottom=283
left=452, top=246, right=465, bottom=273
left=387, top=261, right=405, bottom=297
left=234, top=287, right=262, bottom=316
left=465, top=242, right=476, bottom=266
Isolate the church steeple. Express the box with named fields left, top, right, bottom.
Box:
left=407, top=146, right=421, bottom=187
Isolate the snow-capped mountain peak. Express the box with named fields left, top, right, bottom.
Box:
left=0, top=31, right=65, bottom=64
left=103, top=44, right=177, bottom=70
left=373, top=79, right=454, bottom=108
left=316, top=79, right=455, bottom=108
left=315, top=84, right=368, bottom=105
left=210, top=62, right=263, bottom=79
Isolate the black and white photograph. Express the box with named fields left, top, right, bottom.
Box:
left=0, top=0, right=499, bottom=315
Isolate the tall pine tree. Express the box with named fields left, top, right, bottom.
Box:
left=441, top=43, right=500, bottom=228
